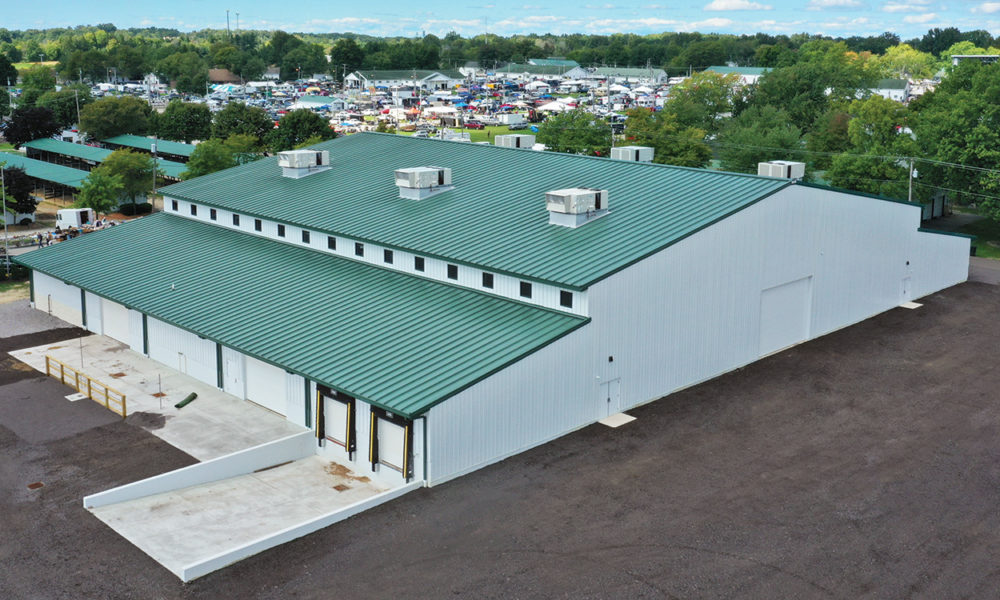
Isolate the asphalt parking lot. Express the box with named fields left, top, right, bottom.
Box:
left=2, top=280, right=1000, bottom=599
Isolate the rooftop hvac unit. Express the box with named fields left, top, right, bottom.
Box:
left=394, top=166, right=452, bottom=189
left=757, top=160, right=805, bottom=179
left=278, top=149, right=331, bottom=178
left=495, top=134, right=536, bottom=149
left=545, top=188, right=608, bottom=215
left=610, top=146, right=654, bottom=163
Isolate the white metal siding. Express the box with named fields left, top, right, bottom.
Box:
left=84, top=291, right=103, bottom=335
left=221, top=346, right=245, bottom=398
left=128, top=309, right=145, bottom=354
left=285, top=372, right=307, bottom=427
left=34, top=272, right=82, bottom=326
left=758, top=277, right=812, bottom=356
left=426, top=185, right=968, bottom=485
left=585, top=185, right=969, bottom=417
left=101, top=299, right=131, bottom=345
left=147, top=317, right=218, bottom=387
left=245, top=356, right=287, bottom=415
left=427, top=326, right=593, bottom=485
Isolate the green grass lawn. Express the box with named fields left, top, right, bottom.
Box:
left=0, top=280, right=29, bottom=295
left=468, top=125, right=515, bottom=143
left=0, top=144, right=16, bottom=152
left=955, top=213, right=1000, bottom=259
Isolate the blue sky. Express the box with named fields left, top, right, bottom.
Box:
left=6, top=0, right=999, bottom=40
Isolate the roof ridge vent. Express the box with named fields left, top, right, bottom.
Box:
left=278, top=149, right=331, bottom=179
left=546, top=187, right=609, bottom=228
left=394, top=166, right=454, bottom=200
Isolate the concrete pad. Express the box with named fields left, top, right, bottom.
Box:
left=89, top=456, right=392, bottom=579
left=9, top=335, right=306, bottom=460
left=900, top=301, right=923, bottom=309
left=598, top=412, right=636, bottom=428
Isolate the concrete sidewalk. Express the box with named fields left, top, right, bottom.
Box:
left=9, top=335, right=305, bottom=460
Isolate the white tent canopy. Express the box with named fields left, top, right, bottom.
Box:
left=538, top=101, right=572, bottom=112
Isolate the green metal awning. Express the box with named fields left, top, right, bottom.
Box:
left=16, top=213, right=587, bottom=418
left=0, top=152, right=88, bottom=188
left=103, top=134, right=196, bottom=157
left=23, top=138, right=187, bottom=179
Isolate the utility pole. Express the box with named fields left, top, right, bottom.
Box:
left=73, top=89, right=81, bottom=127
left=908, top=158, right=914, bottom=204
left=226, top=10, right=231, bottom=37
left=1, top=163, right=8, bottom=277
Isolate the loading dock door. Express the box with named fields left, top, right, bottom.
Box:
left=759, top=277, right=812, bottom=357
left=323, top=392, right=356, bottom=455
left=101, top=300, right=131, bottom=345
left=245, top=356, right=288, bottom=416
left=377, top=419, right=407, bottom=472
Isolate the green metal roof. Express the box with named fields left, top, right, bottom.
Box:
left=353, top=70, right=464, bottom=81
left=15, top=213, right=586, bottom=418
left=102, top=134, right=196, bottom=157
left=529, top=58, right=580, bottom=67
left=875, top=78, right=908, bottom=90
left=705, top=66, right=772, bottom=76
left=160, top=133, right=791, bottom=290
left=591, top=66, right=666, bottom=77
left=497, top=63, right=577, bottom=76
left=0, top=151, right=88, bottom=188
left=22, top=138, right=187, bottom=179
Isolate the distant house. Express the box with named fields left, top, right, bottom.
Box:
left=344, top=70, right=466, bottom=91
left=458, top=61, right=481, bottom=78
left=704, top=66, right=772, bottom=85
left=263, top=66, right=281, bottom=81
left=870, top=78, right=910, bottom=103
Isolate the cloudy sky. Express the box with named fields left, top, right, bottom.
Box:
left=6, top=1, right=999, bottom=40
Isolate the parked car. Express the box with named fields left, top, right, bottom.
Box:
left=464, top=121, right=486, bottom=130
left=507, top=121, right=529, bottom=130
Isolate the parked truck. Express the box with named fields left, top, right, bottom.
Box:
left=56, top=208, right=96, bottom=230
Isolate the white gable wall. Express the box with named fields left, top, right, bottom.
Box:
left=426, top=185, right=969, bottom=485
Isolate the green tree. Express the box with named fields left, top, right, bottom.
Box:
left=79, top=96, right=151, bottom=140
left=4, top=105, right=61, bottom=147
left=0, top=166, right=38, bottom=215
left=267, top=109, right=334, bottom=152
left=536, top=109, right=612, bottom=157
left=663, top=71, right=740, bottom=134
left=806, top=109, right=851, bottom=169
left=281, top=43, right=327, bottom=80
left=212, top=102, right=274, bottom=146
left=715, top=105, right=802, bottom=174
left=156, top=101, right=212, bottom=142
left=58, top=49, right=107, bottom=81
left=329, top=39, right=365, bottom=80
left=93, top=149, right=155, bottom=210
left=623, top=108, right=711, bottom=168
left=155, top=51, right=208, bottom=95
left=181, top=139, right=237, bottom=179
left=75, top=170, right=124, bottom=216
left=264, top=31, right=304, bottom=65
left=18, top=65, right=57, bottom=106
left=0, top=54, right=16, bottom=87
left=222, top=134, right=264, bottom=165
left=876, top=44, right=936, bottom=79
left=36, top=85, right=92, bottom=127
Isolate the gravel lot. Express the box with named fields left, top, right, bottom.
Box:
left=2, top=281, right=999, bottom=599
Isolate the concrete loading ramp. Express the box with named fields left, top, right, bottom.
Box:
left=85, top=432, right=421, bottom=581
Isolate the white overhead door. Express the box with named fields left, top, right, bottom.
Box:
left=245, top=356, right=287, bottom=416
left=759, top=276, right=812, bottom=357
left=377, top=418, right=407, bottom=473
left=325, top=398, right=350, bottom=447
left=101, top=299, right=131, bottom=345
left=147, top=317, right=218, bottom=387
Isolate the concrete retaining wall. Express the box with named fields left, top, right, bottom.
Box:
left=83, top=431, right=314, bottom=509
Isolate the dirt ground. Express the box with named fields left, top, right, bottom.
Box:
left=2, top=281, right=1000, bottom=599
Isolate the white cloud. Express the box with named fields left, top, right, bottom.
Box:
left=973, top=2, right=1000, bottom=13
left=808, top=0, right=862, bottom=9
left=903, top=12, right=937, bottom=22
left=683, top=17, right=737, bottom=29
left=704, top=0, right=772, bottom=11
left=819, top=16, right=870, bottom=28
